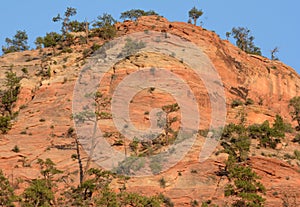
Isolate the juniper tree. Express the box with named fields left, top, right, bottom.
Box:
left=2, top=30, right=29, bottom=54
left=231, top=27, right=262, bottom=55
left=188, top=6, right=203, bottom=26
left=52, top=7, right=77, bottom=34
left=289, top=96, right=300, bottom=130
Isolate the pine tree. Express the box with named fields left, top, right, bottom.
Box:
left=289, top=96, right=300, bottom=130
left=0, top=170, right=16, bottom=207
left=231, top=27, right=262, bottom=55
left=188, top=6, right=203, bottom=26
left=2, top=30, right=29, bottom=54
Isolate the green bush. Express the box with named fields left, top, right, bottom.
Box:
left=118, top=38, right=146, bottom=58
left=120, top=9, right=158, bottom=21
left=1, top=70, right=21, bottom=116
left=43, top=32, right=62, bottom=48
left=248, top=120, right=283, bottom=149
left=231, top=99, right=243, bottom=108
left=294, top=150, right=300, bottom=161
left=68, top=20, right=86, bottom=32
left=91, top=43, right=101, bottom=52
left=273, top=114, right=293, bottom=133
left=21, top=67, right=28, bottom=74
left=0, top=170, right=16, bottom=206
left=91, top=13, right=117, bottom=40
left=0, top=116, right=11, bottom=134
left=225, top=164, right=265, bottom=207
left=22, top=179, right=54, bottom=207
left=159, top=177, right=166, bottom=188
left=158, top=193, right=174, bottom=207
left=289, top=96, right=300, bottom=130
left=292, top=133, right=300, bottom=144
left=245, top=98, right=254, bottom=105
left=12, top=145, right=20, bottom=153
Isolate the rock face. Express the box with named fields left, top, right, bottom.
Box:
left=0, top=16, right=300, bottom=206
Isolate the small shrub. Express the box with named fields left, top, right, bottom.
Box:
left=43, top=67, right=51, bottom=78
left=294, top=150, right=300, bottom=161
left=83, top=48, right=91, bottom=57
left=12, top=145, right=20, bottom=153
left=91, top=43, right=101, bottom=52
left=62, top=47, right=73, bottom=53
left=292, top=134, right=300, bottom=144
left=20, top=130, right=27, bottom=134
left=39, top=118, right=46, bottom=122
left=129, top=138, right=139, bottom=153
left=191, top=200, right=199, bottom=206
left=159, top=177, right=166, bottom=188
left=0, top=116, right=11, bottom=134
left=63, top=56, right=68, bottom=62
left=67, top=127, right=74, bottom=137
left=63, top=77, right=68, bottom=84
left=19, top=104, right=27, bottom=109
left=113, top=139, right=124, bottom=146
left=271, top=65, right=277, bottom=70
left=191, top=169, right=198, bottom=174
left=284, top=153, right=294, bottom=160
left=231, top=99, right=243, bottom=108
left=148, top=87, right=155, bottom=93
left=118, top=38, right=146, bottom=58
left=273, top=114, right=293, bottom=133
left=158, top=193, right=174, bottom=207
left=71, top=154, right=78, bottom=160
left=99, top=112, right=112, bottom=119
left=21, top=67, right=28, bottom=74
left=245, top=98, right=254, bottom=105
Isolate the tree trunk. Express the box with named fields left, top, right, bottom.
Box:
left=75, top=137, right=84, bottom=185
left=85, top=20, right=89, bottom=44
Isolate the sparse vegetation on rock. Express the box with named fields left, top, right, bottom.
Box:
left=120, top=9, right=158, bottom=21
left=220, top=123, right=266, bottom=207
left=0, top=8, right=299, bottom=207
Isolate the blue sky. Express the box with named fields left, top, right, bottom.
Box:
left=0, top=0, right=299, bottom=74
